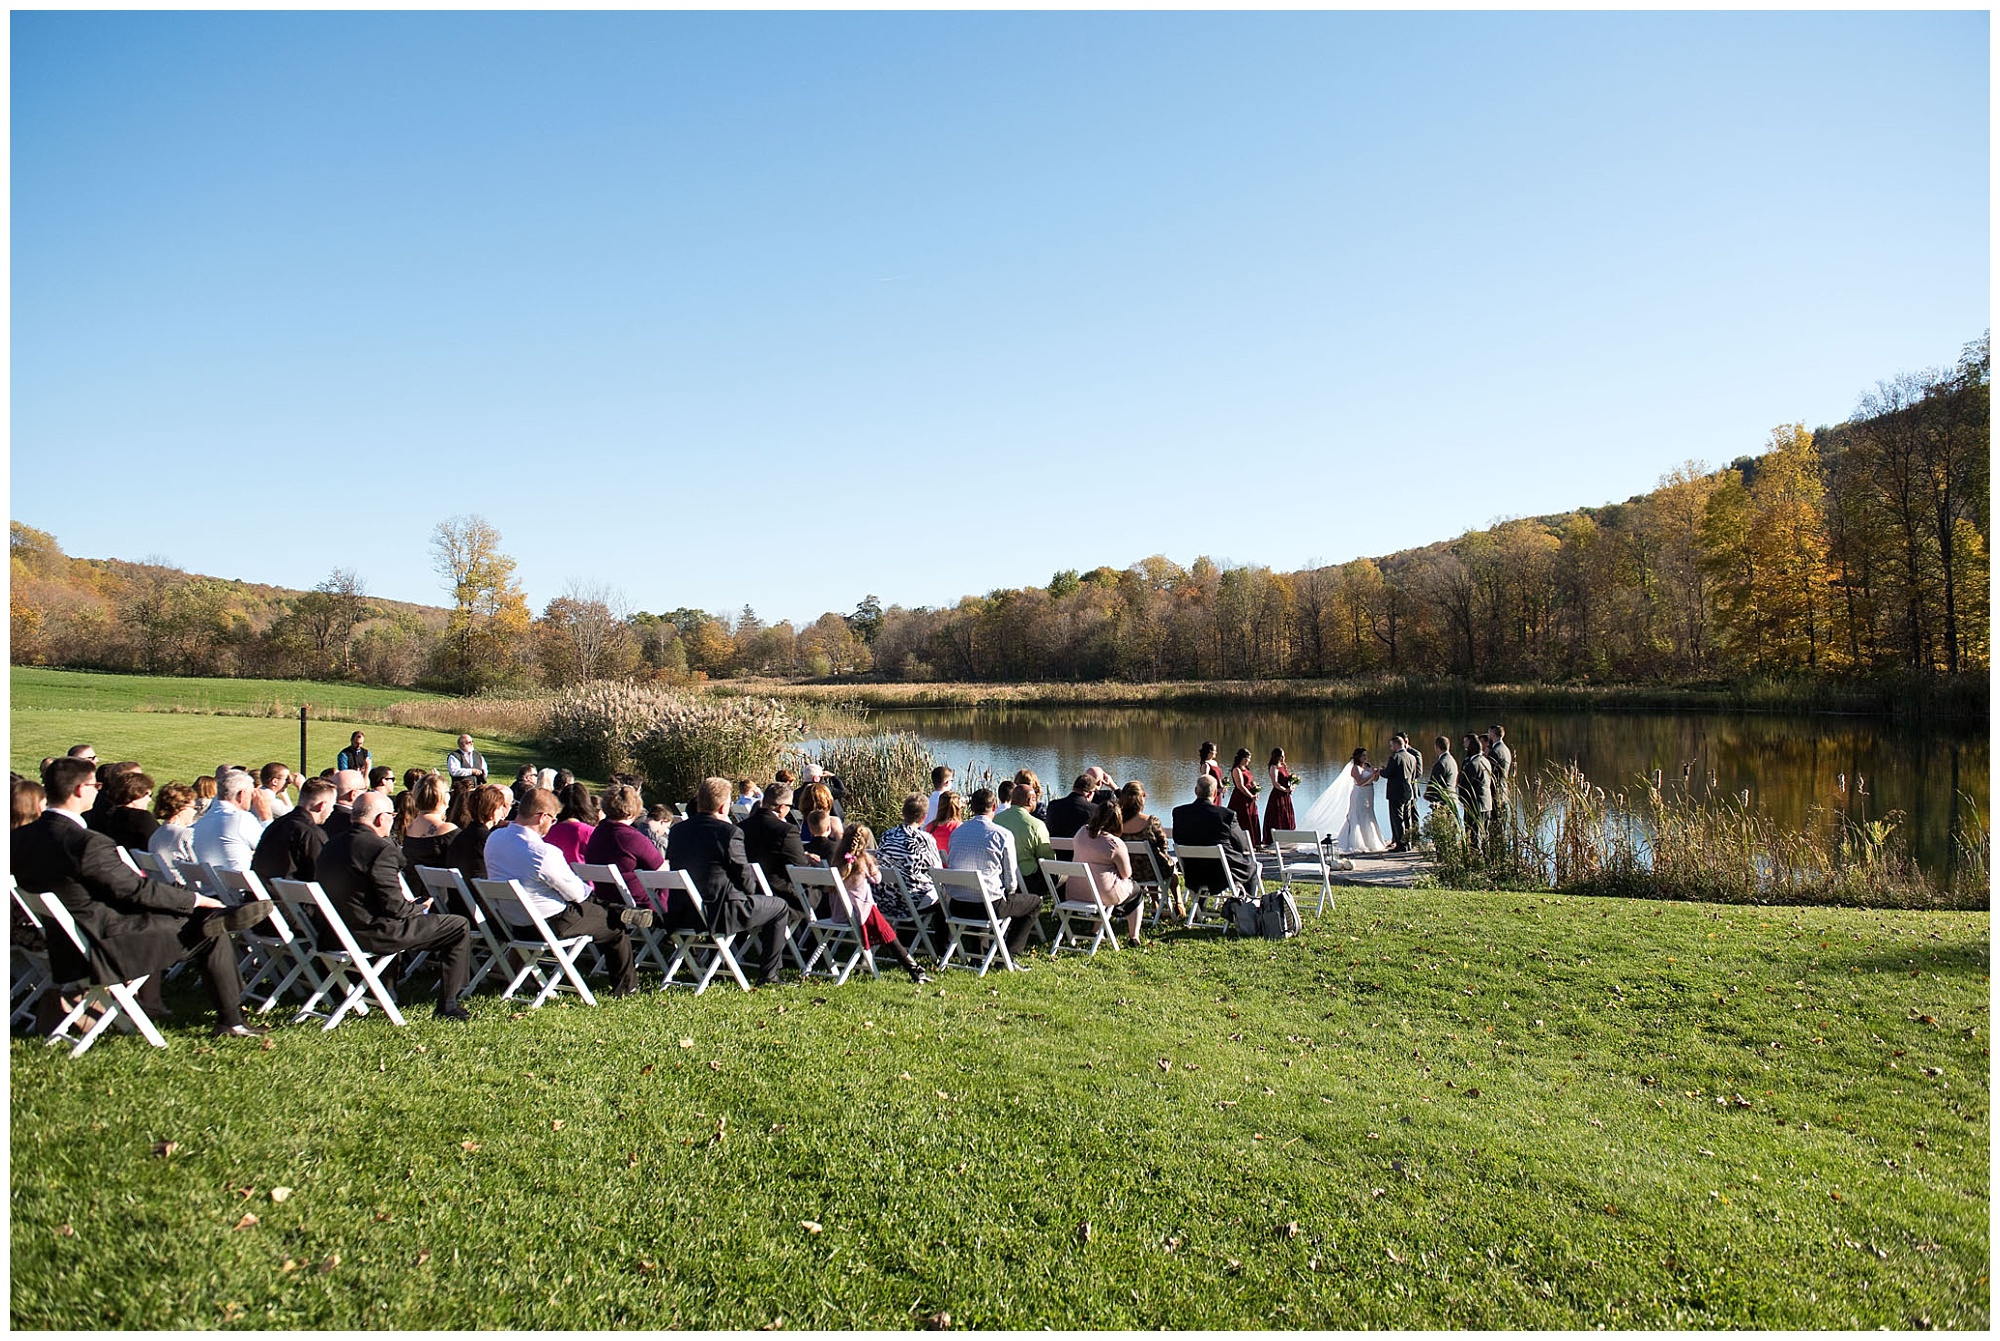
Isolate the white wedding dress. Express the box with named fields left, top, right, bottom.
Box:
left=1300, top=762, right=1389, bottom=854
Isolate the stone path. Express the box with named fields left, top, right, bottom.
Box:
left=1255, top=846, right=1433, bottom=889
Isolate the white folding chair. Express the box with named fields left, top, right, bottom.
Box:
left=35, top=892, right=168, bottom=1057
left=1122, top=839, right=1179, bottom=931
left=788, top=865, right=878, bottom=985
left=1270, top=828, right=1337, bottom=915
left=114, top=846, right=145, bottom=876
left=876, top=865, right=940, bottom=961
left=412, top=865, right=508, bottom=994
left=1041, top=858, right=1122, bottom=957
left=742, top=862, right=813, bottom=974
left=173, top=858, right=226, bottom=899
left=10, top=881, right=56, bottom=1032
left=633, top=869, right=752, bottom=995
left=573, top=862, right=672, bottom=980
left=209, top=867, right=299, bottom=1012
left=473, top=879, right=598, bottom=1007
left=1048, top=836, right=1079, bottom=858
left=930, top=867, right=1022, bottom=976
left=132, top=850, right=183, bottom=885
left=266, top=878, right=408, bottom=1030
left=1173, top=844, right=1258, bottom=929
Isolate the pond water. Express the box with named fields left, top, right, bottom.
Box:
left=875, top=704, right=1988, bottom=882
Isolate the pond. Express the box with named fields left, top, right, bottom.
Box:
left=875, top=704, right=1988, bottom=883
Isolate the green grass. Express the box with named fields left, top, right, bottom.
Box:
left=10, top=888, right=1988, bottom=1329
left=10, top=667, right=448, bottom=717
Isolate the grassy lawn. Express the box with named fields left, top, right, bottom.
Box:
left=9, top=667, right=448, bottom=717
left=10, top=887, right=1987, bottom=1329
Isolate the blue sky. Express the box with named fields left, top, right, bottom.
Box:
left=11, top=11, right=1989, bottom=627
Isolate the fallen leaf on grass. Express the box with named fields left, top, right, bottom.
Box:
left=1371, top=1188, right=1387, bottom=1199
left=640, top=1064, right=655, bottom=1076
left=1279, top=1221, right=1300, bottom=1240
left=1922, top=1067, right=1943, bottom=1078
left=55, top=1224, right=76, bottom=1238
left=800, top=1220, right=822, bottom=1234
left=1465, top=1088, right=1482, bottom=1099
left=1698, top=1148, right=1716, bottom=1158
left=319, top=1254, right=340, bottom=1273
left=1157, top=1058, right=1172, bottom=1072
left=460, top=1140, right=481, bottom=1152
left=1225, top=1259, right=1243, bottom=1275
left=233, top=1212, right=259, bottom=1230
left=899, top=1072, right=913, bottom=1082
left=1830, top=1190, right=1844, bottom=1202
left=679, top=1038, right=694, bottom=1049
left=269, top=1187, right=292, bottom=1203
left=626, top=1151, right=640, bottom=1168
left=375, top=1211, right=392, bottom=1222
left=935, top=1090, right=950, bottom=1101
left=151, top=1141, right=180, bottom=1159
left=1603, top=1205, right=1619, bottom=1216
left=280, top=1259, right=302, bottom=1273
left=1365, top=1132, right=1381, bottom=1141
left=637, top=1259, right=657, bottom=1273
left=416, top=1248, right=432, bottom=1265
left=1385, top=1246, right=1408, bottom=1264
left=923, top=1312, right=952, bottom=1330
left=760, top=1318, right=785, bottom=1331
left=1076, top=1221, right=1093, bottom=1245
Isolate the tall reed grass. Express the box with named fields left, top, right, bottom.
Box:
left=1425, top=763, right=1989, bottom=911
left=791, top=733, right=939, bottom=834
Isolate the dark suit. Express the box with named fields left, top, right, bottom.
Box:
left=11, top=810, right=247, bottom=1026
left=1428, top=751, right=1460, bottom=819
left=313, top=828, right=470, bottom=1005
left=1168, top=800, right=1257, bottom=894
left=1044, top=793, right=1096, bottom=840
left=663, top=811, right=789, bottom=983
left=91, top=806, right=159, bottom=852
left=739, top=807, right=818, bottom=919
left=1458, top=754, right=1494, bottom=852
left=322, top=805, right=355, bottom=842
left=251, top=808, right=327, bottom=885
left=1383, top=747, right=1422, bottom=849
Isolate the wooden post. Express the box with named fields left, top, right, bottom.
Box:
left=299, top=705, right=308, bottom=779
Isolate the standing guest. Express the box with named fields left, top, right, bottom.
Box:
left=323, top=770, right=367, bottom=841
left=1382, top=734, right=1422, bottom=853
left=315, top=793, right=473, bottom=1021
left=485, top=787, right=643, bottom=996
left=545, top=783, right=599, bottom=865
left=1264, top=748, right=1298, bottom=839
left=828, top=824, right=932, bottom=984
left=1226, top=748, right=1263, bottom=847
left=922, top=765, right=956, bottom=826
left=1069, top=801, right=1147, bottom=941
left=1427, top=737, right=1461, bottom=826
left=1170, top=775, right=1258, bottom=897
left=255, top=763, right=296, bottom=820
left=663, top=777, right=791, bottom=987
left=94, top=771, right=160, bottom=852
left=15, top=756, right=272, bottom=1038
left=877, top=793, right=944, bottom=936
left=1118, top=781, right=1183, bottom=918
left=399, top=773, right=459, bottom=869
left=1044, top=774, right=1098, bottom=840
left=190, top=769, right=267, bottom=873
left=995, top=780, right=1055, bottom=897
left=252, top=777, right=335, bottom=885
left=1197, top=741, right=1226, bottom=801
left=13, top=776, right=47, bottom=829
left=580, top=784, right=666, bottom=912
left=945, top=788, right=1040, bottom=960
left=924, top=790, right=965, bottom=857
left=444, top=735, right=489, bottom=784
left=741, top=783, right=819, bottom=920
left=1485, top=725, right=1514, bottom=836
left=147, top=783, right=200, bottom=869
left=337, top=731, right=372, bottom=775
left=445, top=784, right=512, bottom=887
left=1458, top=734, right=1494, bottom=854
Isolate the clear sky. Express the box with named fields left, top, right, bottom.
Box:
left=11, top=11, right=1989, bottom=627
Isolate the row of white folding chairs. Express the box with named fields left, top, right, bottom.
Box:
left=9, top=876, right=169, bottom=1058
left=1047, top=826, right=1337, bottom=928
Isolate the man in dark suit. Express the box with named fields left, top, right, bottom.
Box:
left=1044, top=774, right=1098, bottom=840
left=739, top=782, right=820, bottom=923
left=1427, top=736, right=1460, bottom=822
left=251, top=777, right=336, bottom=884
left=12, top=756, right=273, bottom=1038
left=1382, top=733, right=1422, bottom=852
left=313, top=792, right=472, bottom=1020
left=322, top=770, right=366, bottom=841
left=1458, top=733, right=1494, bottom=854
left=664, top=776, right=791, bottom=987
left=1170, top=775, right=1257, bottom=895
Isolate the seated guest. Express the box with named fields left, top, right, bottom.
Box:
left=794, top=782, right=843, bottom=844
left=446, top=775, right=480, bottom=830
left=1169, top=775, right=1257, bottom=896
left=1044, top=774, right=1098, bottom=840
left=190, top=769, right=267, bottom=873
left=803, top=808, right=840, bottom=867
left=876, top=793, right=943, bottom=929
left=315, top=793, right=473, bottom=1021
left=191, top=773, right=218, bottom=817
left=580, top=784, right=666, bottom=913
left=1069, top=801, right=1147, bottom=940
left=995, top=779, right=1014, bottom=810
left=485, top=787, right=642, bottom=997
left=638, top=803, right=677, bottom=851
left=255, top=763, right=296, bottom=821
left=367, top=766, right=396, bottom=798
left=740, top=783, right=818, bottom=920
left=88, top=761, right=141, bottom=827
left=945, top=788, right=1040, bottom=959
left=924, top=790, right=964, bottom=858
left=94, top=770, right=160, bottom=852
left=400, top=773, right=458, bottom=869
left=147, top=782, right=200, bottom=869
left=546, top=783, right=598, bottom=864
left=15, top=756, right=273, bottom=1038
left=252, top=777, right=335, bottom=885
left=923, top=765, right=955, bottom=826
left=664, top=777, right=791, bottom=987
left=444, top=783, right=512, bottom=889
left=1118, top=780, right=1182, bottom=915
left=323, top=770, right=367, bottom=841
left=799, top=764, right=844, bottom=822
left=730, top=778, right=759, bottom=821
left=13, top=775, right=46, bottom=830
left=828, top=824, right=930, bottom=984
left=1014, top=769, right=1050, bottom=823
left=994, top=779, right=1055, bottom=896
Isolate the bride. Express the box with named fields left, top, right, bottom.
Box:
left=1300, top=747, right=1388, bottom=854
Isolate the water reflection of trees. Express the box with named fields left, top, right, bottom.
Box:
left=879, top=706, right=1986, bottom=879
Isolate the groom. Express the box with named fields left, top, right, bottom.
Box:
left=1382, top=733, right=1422, bottom=852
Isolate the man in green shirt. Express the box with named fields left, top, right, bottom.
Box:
left=994, top=778, right=1055, bottom=899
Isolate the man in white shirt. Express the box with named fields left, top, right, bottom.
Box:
left=190, top=769, right=268, bottom=873
left=922, top=765, right=956, bottom=826
left=254, top=763, right=296, bottom=820
left=483, top=786, right=643, bottom=996
left=945, top=787, right=1040, bottom=958
left=445, top=735, right=489, bottom=783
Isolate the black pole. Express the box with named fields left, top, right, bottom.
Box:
left=299, top=705, right=308, bottom=779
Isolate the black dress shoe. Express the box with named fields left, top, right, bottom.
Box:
left=213, top=1022, right=271, bottom=1039
left=434, top=1001, right=471, bottom=1021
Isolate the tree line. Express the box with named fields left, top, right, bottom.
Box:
left=10, top=336, right=1986, bottom=693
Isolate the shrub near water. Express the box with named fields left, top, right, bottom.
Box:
left=794, top=732, right=938, bottom=833
left=538, top=681, right=681, bottom=778
left=538, top=681, right=805, bottom=800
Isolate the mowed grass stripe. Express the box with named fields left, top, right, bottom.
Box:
left=9, top=667, right=448, bottom=716
left=10, top=888, right=1988, bottom=1329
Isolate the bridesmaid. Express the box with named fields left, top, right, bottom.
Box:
left=1226, top=747, right=1263, bottom=847
left=1197, top=741, right=1226, bottom=800
left=1264, top=747, right=1297, bottom=838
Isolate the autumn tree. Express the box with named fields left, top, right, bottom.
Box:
left=428, top=514, right=532, bottom=692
